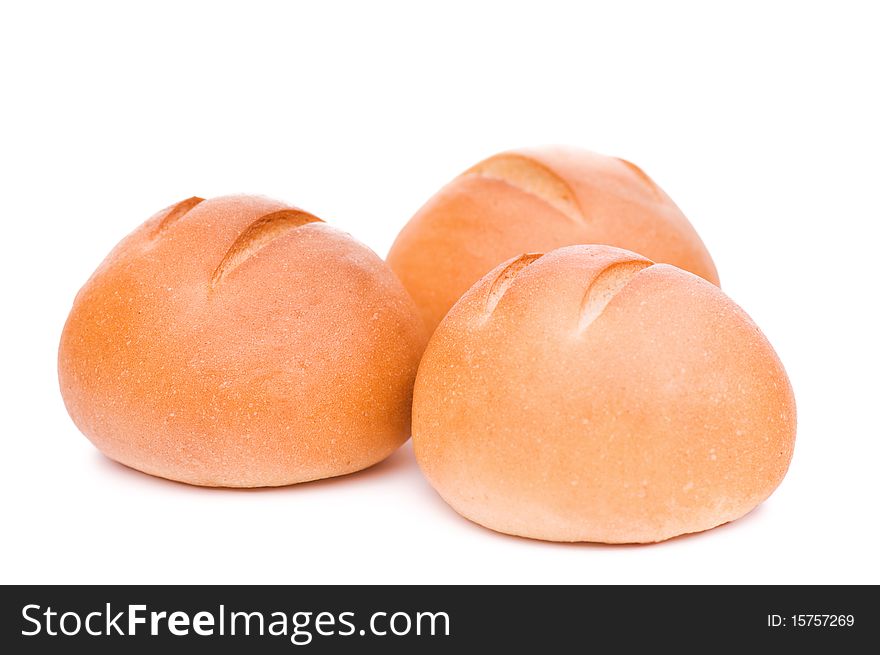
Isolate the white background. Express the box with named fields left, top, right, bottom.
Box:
left=1, top=1, right=878, bottom=584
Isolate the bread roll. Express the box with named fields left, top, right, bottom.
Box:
left=412, top=245, right=794, bottom=543
left=388, top=146, right=719, bottom=332
left=59, top=195, right=427, bottom=487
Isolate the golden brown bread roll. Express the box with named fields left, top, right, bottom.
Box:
left=412, top=245, right=795, bottom=543
left=387, top=146, right=719, bottom=332
left=59, top=195, right=427, bottom=487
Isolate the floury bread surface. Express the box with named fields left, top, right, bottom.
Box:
left=59, top=195, right=427, bottom=487
left=412, top=245, right=795, bottom=543
left=387, top=146, right=719, bottom=332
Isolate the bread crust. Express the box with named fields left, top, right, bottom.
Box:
left=59, top=195, right=427, bottom=487
left=412, top=245, right=794, bottom=543
left=387, top=147, right=719, bottom=332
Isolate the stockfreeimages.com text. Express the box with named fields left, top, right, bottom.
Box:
left=22, top=603, right=450, bottom=645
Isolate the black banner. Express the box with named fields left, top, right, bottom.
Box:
left=0, top=585, right=873, bottom=652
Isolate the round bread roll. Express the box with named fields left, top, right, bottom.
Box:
left=59, top=195, right=427, bottom=487
left=412, top=245, right=795, bottom=543
left=388, top=146, right=719, bottom=332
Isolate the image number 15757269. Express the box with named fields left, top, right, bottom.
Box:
left=768, top=614, right=855, bottom=628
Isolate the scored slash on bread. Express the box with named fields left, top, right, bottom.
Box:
left=152, top=196, right=204, bottom=236
left=464, top=154, right=584, bottom=223
left=578, top=259, right=654, bottom=333
left=484, top=253, right=545, bottom=317
left=211, top=209, right=323, bottom=288
left=480, top=248, right=655, bottom=333
left=388, top=146, right=720, bottom=333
